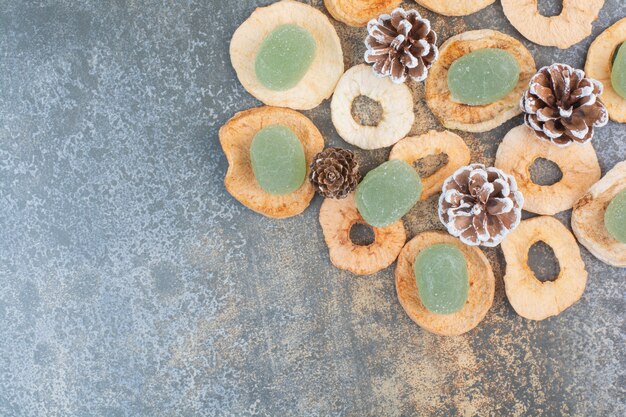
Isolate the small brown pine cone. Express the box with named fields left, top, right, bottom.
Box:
left=309, top=148, right=360, bottom=199
left=521, top=63, right=609, bottom=146
left=439, top=164, right=524, bottom=247
left=364, top=7, right=438, bottom=84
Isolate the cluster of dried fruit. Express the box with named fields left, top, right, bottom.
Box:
left=221, top=0, right=625, bottom=336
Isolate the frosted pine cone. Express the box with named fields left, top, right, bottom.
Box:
left=364, top=8, right=438, bottom=84
left=439, top=164, right=524, bottom=247
left=521, top=63, right=609, bottom=146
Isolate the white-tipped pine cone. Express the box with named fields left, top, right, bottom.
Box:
left=364, top=8, right=438, bottom=84
left=439, top=164, right=523, bottom=247
left=521, top=63, right=609, bottom=146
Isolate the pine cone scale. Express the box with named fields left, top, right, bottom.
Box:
left=454, top=214, right=472, bottom=232
left=487, top=198, right=511, bottom=215
left=413, top=20, right=429, bottom=39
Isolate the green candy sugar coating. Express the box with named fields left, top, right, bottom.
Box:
left=612, top=42, right=626, bottom=99
left=447, top=48, right=520, bottom=106
left=355, top=160, right=422, bottom=228
left=255, top=24, right=317, bottom=91
left=604, top=189, right=626, bottom=243
left=414, top=244, right=469, bottom=315
left=250, top=124, right=306, bottom=195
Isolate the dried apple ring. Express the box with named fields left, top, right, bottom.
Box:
left=501, top=0, right=605, bottom=49
left=219, top=106, right=324, bottom=219
left=572, top=161, right=626, bottom=267
left=323, top=0, right=401, bottom=27
left=585, top=17, right=626, bottom=123
left=319, top=194, right=406, bottom=275
left=331, top=64, right=414, bottom=149
left=502, top=216, right=588, bottom=321
left=388, top=130, right=471, bottom=200
left=395, top=231, right=495, bottom=336
left=495, top=125, right=601, bottom=215
left=230, top=0, right=343, bottom=110
left=425, top=30, right=536, bottom=132
left=415, top=0, right=494, bottom=17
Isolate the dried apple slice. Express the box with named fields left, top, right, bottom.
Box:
left=495, top=125, right=601, bottom=215
left=388, top=130, right=470, bottom=200
left=502, top=216, right=587, bottom=320
left=502, top=0, right=605, bottom=49
left=324, top=0, right=401, bottom=27
left=585, top=17, right=626, bottom=123
left=319, top=193, right=406, bottom=275
left=230, top=0, right=343, bottom=110
left=331, top=65, right=414, bottom=150
left=395, top=231, right=495, bottom=336
left=572, top=161, right=626, bottom=267
left=425, top=30, right=535, bottom=132
left=219, top=106, right=324, bottom=218
left=415, top=0, right=494, bottom=17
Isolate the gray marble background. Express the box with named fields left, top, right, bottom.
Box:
left=1, top=0, right=625, bottom=416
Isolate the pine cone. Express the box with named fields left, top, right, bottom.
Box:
left=521, top=63, right=609, bottom=146
left=310, top=148, right=360, bottom=199
left=439, top=164, right=523, bottom=247
left=364, top=8, right=438, bottom=84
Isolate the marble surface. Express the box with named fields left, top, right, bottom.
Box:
left=1, top=1, right=625, bottom=416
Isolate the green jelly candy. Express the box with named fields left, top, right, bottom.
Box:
left=612, top=42, right=626, bottom=99
left=355, top=160, right=422, bottom=228
left=414, top=244, right=469, bottom=315
left=604, top=189, right=626, bottom=243
left=448, top=48, right=520, bottom=106
left=255, top=24, right=317, bottom=91
left=250, top=124, right=306, bottom=195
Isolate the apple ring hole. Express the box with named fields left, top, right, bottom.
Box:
left=530, top=157, right=563, bottom=186
left=349, top=222, right=376, bottom=246
left=412, top=153, right=450, bottom=179
left=527, top=240, right=561, bottom=282
left=538, top=0, right=563, bottom=17
left=351, top=95, right=383, bottom=127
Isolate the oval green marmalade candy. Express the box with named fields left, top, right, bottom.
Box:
left=612, top=42, right=626, bottom=99
left=255, top=24, right=317, bottom=91
left=250, top=124, right=306, bottom=195
left=355, top=160, right=422, bottom=228
left=414, top=244, right=469, bottom=315
left=604, top=189, right=626, bottom=243
left=447, top=48, right=520, bottom=106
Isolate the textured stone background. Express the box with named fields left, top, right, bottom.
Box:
left=1, top=0, right=625, bottom=416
